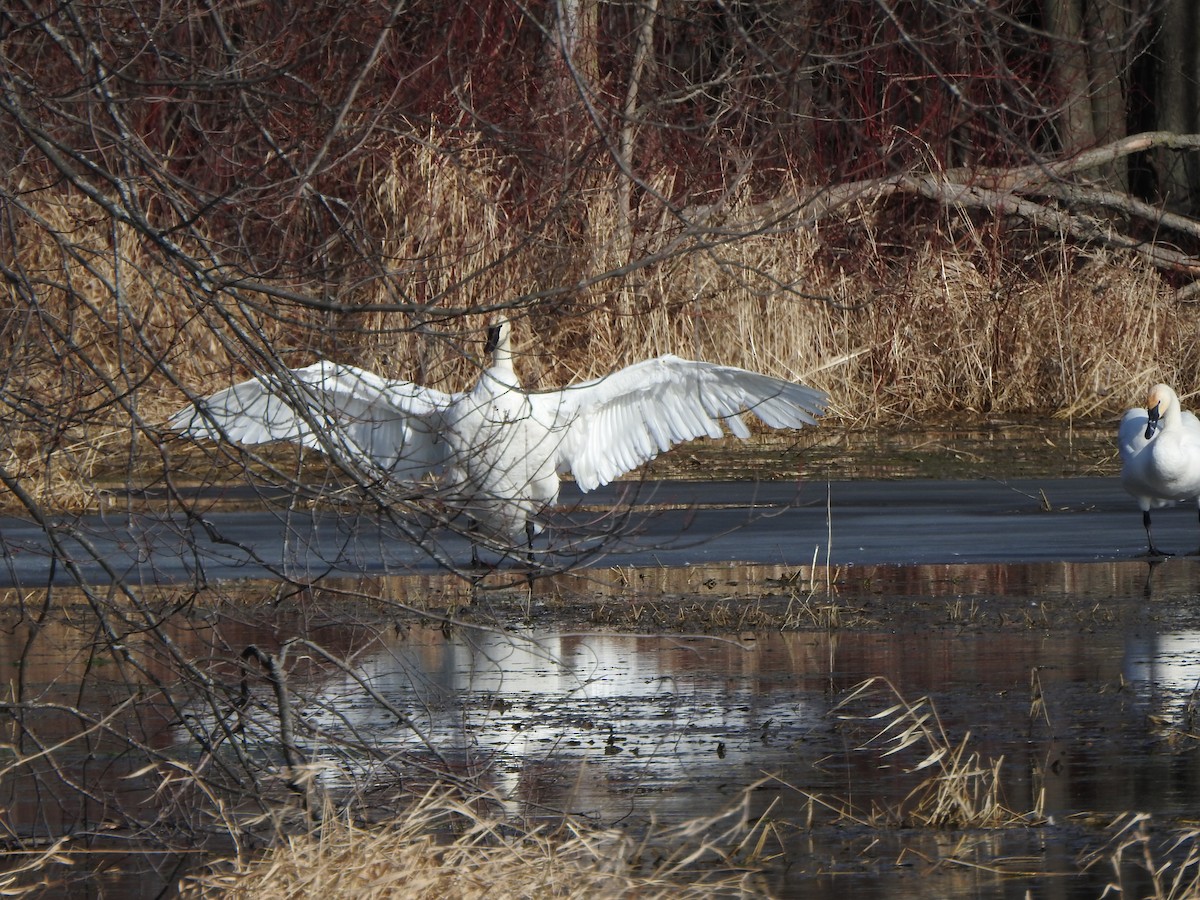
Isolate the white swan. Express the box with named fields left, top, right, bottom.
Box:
left=170, top=319, right=828, bottom=546
left=1119, top=383, right=1200, bottom=556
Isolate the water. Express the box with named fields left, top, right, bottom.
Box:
left=4, top=558, right=1200, bottom=897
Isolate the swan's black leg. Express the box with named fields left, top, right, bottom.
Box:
left=468, top=518, right=481, bottom=569
left=1143, top=558, right=1162, bottom=598
left=523, top=521, right=536, bottom=589
left=1144, top=510, right=1173, bottom=558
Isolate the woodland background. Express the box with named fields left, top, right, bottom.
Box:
left=5, top=0, right=1200, bottom=502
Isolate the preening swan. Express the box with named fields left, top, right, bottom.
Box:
left=170, top=319, right=829, bottom=547
left=1119, top=383, right=1200, bottom=556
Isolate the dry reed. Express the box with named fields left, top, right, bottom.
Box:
left=179, top=785, right=769, bottom=899
left=1084, top=813, right=1200, bottom=900
left=832, top=677, right=1040, bottom=829
left=2, top=138, right=1195, bottom=511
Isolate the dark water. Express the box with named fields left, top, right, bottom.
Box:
left=5, top=558, right=1200, bottom=897
left=288, top=565, right=1200, bottom=898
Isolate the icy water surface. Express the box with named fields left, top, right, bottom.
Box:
left=293, top=561, right=1200, bottom=898
left=7, top=558, right=1200, bottom=897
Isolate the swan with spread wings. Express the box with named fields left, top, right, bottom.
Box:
left=170, top=319, right=829, bottom=546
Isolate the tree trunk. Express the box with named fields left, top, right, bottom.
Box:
left=1085, top=0, right=1129, bottom=191
left=1042, top=0, right=1133, bottom=192
left=1043, top=0, right=1096, bottom=154
left=542, top=0, right=601, bottom=180
left=1155, top=0, right=1200, bottom=212
left=617, top=0, right=659, bottom=262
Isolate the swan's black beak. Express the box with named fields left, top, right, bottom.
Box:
left=1145, top=402, right=1161, bottom=440
left=484, top=324, right=502, bottom=355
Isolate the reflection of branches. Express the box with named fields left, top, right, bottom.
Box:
left=282, top=637, right=446, bottom=768
left=0, top=696, right=140, bottom=785
left=239, top=645, right=301, bottom=781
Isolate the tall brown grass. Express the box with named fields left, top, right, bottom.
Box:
left=1084, top=813, right=1200, bottom=900
left=179, top=786, right=769, bottom=899
left=2, top=138, right=1194, bottom=509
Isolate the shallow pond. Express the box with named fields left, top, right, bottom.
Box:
left=5, top=557, right=1200, bottom=897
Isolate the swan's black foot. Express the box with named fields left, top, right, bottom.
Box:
left=1141, top=545, right=1174, bottom=559
left=1139, top=512, right=1173, bottom=560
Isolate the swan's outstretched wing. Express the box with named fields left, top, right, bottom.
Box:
left=169, top=362, right=456, bottom=480
left=529, top=355, right=828, bottom=492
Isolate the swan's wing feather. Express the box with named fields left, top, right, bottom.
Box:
left=529, top=355, right=828, bottom=492
left=1183, top=410, right=1200, bottom=436
left=169, top=362, right=456, bottom=480
left=1118, top=407, right=1150, bottom=462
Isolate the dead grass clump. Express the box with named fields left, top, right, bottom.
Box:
left=849, top=235, right=1185, bottom=420
left=179, top=787, right=769, bottom=899
left=833, top=677, right=1040, bottom=829
left=1084, top=813, right=1200, bottom=900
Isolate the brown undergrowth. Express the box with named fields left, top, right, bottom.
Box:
left=2, top=141, right=1194, bottom=515
left=178, top=785, right=772, bottom=900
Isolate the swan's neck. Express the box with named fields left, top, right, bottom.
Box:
left=482, top=322, right=520, bottom=390
left=490, top=328, right=514, bottom=373
left=1163, top=400, right=1182, bottom=428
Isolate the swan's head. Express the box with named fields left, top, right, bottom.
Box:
left=1144, top=383, right=1176, bottom=440
left=484, top=319, right=511, bottom=358
left=481, top=318, right=518, bottom=385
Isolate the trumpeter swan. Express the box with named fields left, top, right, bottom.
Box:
left=169, top=319, right=828, bottom=547
left=1119, top=383, right=1200, bottom=556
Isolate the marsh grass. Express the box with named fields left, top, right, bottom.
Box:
left=179, top=785, right=770, bottom=899
left=1147, top=683, right=1200, bottom=749
left=4, top=139, right=1196, bottom=511
left=831, top=677, right=1041, bottom=829
left=1085, top=813, right=1200, bottom=900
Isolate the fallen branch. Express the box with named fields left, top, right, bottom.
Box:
left=711, top=131, right=1200, bottom=289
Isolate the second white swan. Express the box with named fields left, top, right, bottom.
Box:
left=1119, top=383, right=1200, bottom=556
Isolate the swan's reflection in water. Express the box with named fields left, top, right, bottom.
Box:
left=298, top=625, right=831, bottom=820
left=237, top=558, right=1200, bottom=830
left=11, top=558, right=1200, bottom=897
